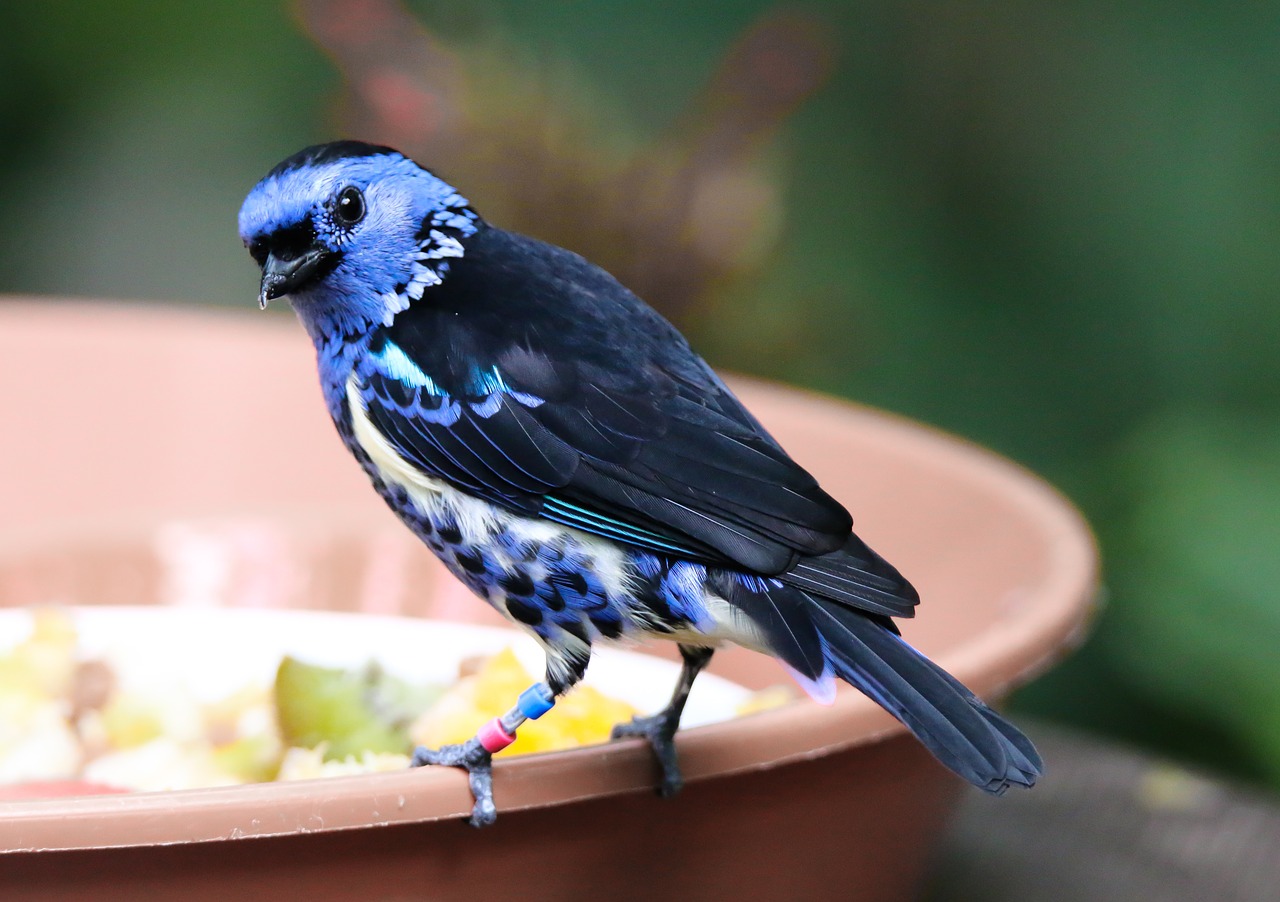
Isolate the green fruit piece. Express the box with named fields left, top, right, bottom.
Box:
left=212, top=733, right=282, bottom=783
left=274, top=656, right=441, bottom=760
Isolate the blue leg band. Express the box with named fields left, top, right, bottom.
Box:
left=516, top=683, right=556, bottom=720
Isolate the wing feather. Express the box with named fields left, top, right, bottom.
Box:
left=350, top=225, right=907, bottom=602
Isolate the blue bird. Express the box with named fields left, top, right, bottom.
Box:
left=239, top=141, right=1041, bottom=826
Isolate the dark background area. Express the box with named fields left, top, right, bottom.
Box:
left=3, top=2, right=1278, bottom=791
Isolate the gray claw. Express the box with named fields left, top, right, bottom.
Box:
left=611, top=713, right=683, bottom=797
left=412, top=737, right=497, bottom=827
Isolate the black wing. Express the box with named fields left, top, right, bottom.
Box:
left=355, top=226, right=913, bottom=616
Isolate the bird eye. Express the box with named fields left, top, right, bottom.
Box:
left=248, top=240, right=269, bottom=266
left=334, top=186, right=366, bottom=226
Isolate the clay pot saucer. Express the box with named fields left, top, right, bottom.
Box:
left=0, top=301, right=1096, bottom=901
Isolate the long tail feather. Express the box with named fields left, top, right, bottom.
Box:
left=807, top=597, right=1042, bottom=793
left=722, top=576, right=826, bottom=680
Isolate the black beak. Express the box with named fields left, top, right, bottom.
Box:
left=259, top=247, right=334, bottom=309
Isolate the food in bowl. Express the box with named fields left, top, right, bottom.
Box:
left=0, top=607, right=776, bottom=796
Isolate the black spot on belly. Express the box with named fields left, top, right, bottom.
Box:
left=506, top=598, right=543, bottom=626
left=543, top=586, right=566, bottom=612
left=455, top=550, right=487, bottom=575
left=591, top=615, right=623, bottom=639
left=560, top=619, right=589, bottom=646
left=553, top=571, right=589, bottom=598
left=500, top=570, right=536, bottom=598
left=638, top=592, right=676, bottom=631
left=438, top=523, right=463, bottom=545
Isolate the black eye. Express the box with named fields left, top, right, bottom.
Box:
left=248, top=240, right=268, bottom=266
left=334, top=186, right=366, bottom=226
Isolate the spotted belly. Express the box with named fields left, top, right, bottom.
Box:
left=344, top=379, right=682, bottom=668
left=380, top=479, right=644, bottom=638
left=341, top=373, right=773, bottom=686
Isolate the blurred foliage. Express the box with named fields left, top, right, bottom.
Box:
left=2, top=1, right=1279, bottom=789
left=296, top=0, right=835, bottom=322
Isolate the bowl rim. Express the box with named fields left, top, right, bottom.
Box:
left=0, top=304, right=1099, bottom=852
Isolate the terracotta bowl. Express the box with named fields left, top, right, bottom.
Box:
left=0, top=301, right=1096, bottom=901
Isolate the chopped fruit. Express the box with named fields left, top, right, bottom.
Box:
left=411, top=648, right=636, bottom=757
left=274, top=656, right=441, bottom=760
left=1, top=609, right=746, bottom=792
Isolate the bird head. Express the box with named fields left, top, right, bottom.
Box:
left=238, top=141, right=479, bottom=344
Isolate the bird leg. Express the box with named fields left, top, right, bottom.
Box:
left=412, top=681, right=558, bottom=827
left=611, top=644, right=715, bottom=797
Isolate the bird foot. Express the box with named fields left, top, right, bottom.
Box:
left=412, top=737, right=497, bottom=827
left=611, top=713, right=683, bottom=797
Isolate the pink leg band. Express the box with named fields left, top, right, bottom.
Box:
left=477, top=717, right=516, bottom=754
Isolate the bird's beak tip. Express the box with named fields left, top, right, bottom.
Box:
left=257, top=247, right=328, bottom=310
left=258, top=271, right=289, bottom=310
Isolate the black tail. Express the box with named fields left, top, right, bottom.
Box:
left=810, top=599, right=1041, bottom=792
left=723, top=571, right=1042, bottom=793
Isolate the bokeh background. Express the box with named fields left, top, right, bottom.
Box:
left=3, top=1, right=1277, bottom=790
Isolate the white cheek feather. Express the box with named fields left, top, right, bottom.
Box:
left=380, top=289, right=411, bottom=324
left=346, top=375, right=637, bottom=602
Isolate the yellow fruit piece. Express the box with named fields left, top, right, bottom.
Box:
left=100, top=694, right=167, bottom=749
left=411, top=648, right=636, bottom=757
left=100, top=689, right=205, bottom=750
left=0, top=608, right=79, bottom=702
left=735, top=684, right=796, bottom=717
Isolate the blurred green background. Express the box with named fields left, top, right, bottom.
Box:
left=3, top=2, right=1277, bottom=788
